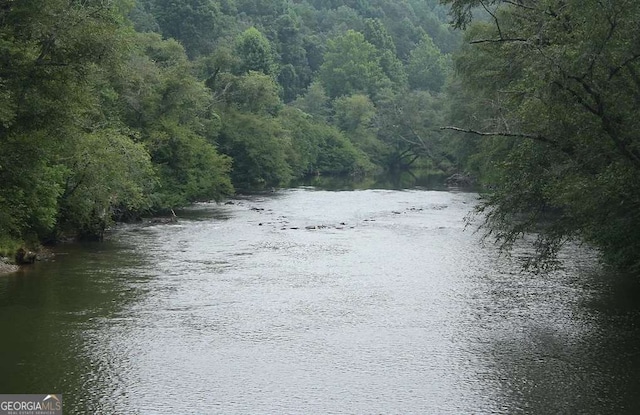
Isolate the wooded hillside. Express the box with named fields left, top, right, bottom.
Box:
left=0, top=0, right=458, bottom=251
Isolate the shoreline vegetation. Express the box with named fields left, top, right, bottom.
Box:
left=0, top=1, right=462, bottom=269
left=0, top=170, right=470, bottom=274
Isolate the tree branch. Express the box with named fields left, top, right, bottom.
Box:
left=609, top=53, right=640, bottom=80
left=624, top=64, right=640, bottom=96
left=552, top=80, right=599, bottom=116
left=440, top=126, right=555, bottom=144
left=469, top=38, right=528, bottom=44
left=501, top=0, right=537, bottom=11
left=480, top=0, right=503, bottom=39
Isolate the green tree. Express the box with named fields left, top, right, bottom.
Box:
left=278, top=107, right=324, bottom=176
left=274, top=13, right=312, bottom=101
left=384, top=16, right=426, bottom=60
left=116, top=32, right=233, bottom=209
left=363, top=18, right=397, bottom=54
left=217, top=110, right=293, bottom=189
left=216, top=70, right=282, bottom=114
left=292, top=81, right=331, bottom=120
left=318, top=30, right=391, bottom=99
left=444, top=0, right=640, bottom=271
left=234, top=27, right=277, bottom=75
left=58, top=129, right=155, bottom=239
left=333, top=94, right=376, bottom=133
left=0, top=0, right=140, bottom=244
left=280, top=107, right=366, bottom=176
left=280, top=106, right=373, bottom=176
left=128, top=0, right=160, bottom=33
left=314, top=126, right=372, bottom=175
left=407, top=34, right=448, bottom=92
left=332, top=93, right=386, bottom=164
left=153, top=0, right=223, bottom=57
left=375, top=90, right=450, bottom=171
left=236, top=0, right=290, bottom=21
left=363, top=18, right=407, bottom=89
left=407, top=0, right=461, bottom=53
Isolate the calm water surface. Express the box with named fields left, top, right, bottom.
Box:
left=1, top=188, right=640, bottom=414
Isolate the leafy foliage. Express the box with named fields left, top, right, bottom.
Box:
left=152, top=0, right=225, bottom=57
left=319, top=30, right=391, bottom=99
left=279, top=106, right=372, bottom=176
left=58, top=129, right=156, bottom=239
left=0, top=0, right=137, bottom=243
left=407, top=34, right=449, bottom=92
left=444, top=0, right=640, bottom=272
left=375, top=90, right=450, bottom=171
left=116, top=32, right=233, bottom=209
left=234, top=27, right=277, bottom=75
left=0, top=0, right=460, bottom=254
left=217, top=109, right=293, bottom=189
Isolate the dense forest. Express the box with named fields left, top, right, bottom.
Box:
left=1, top=0, right=639, bottom=274
left=443, top=0, right=640, bottom=273
left=0, top=0, right=458, bottom=251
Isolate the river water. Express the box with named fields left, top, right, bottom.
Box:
left=1, top=187, right=640, bottom=414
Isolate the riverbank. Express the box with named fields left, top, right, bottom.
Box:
left=0, top=259, right=19, bottom=275
left=0, top=246, right=56, bottom=275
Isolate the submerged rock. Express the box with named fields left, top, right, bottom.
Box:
left=445, top=173, right=476, bottom=187
left=150, top=209, right=178, bottom=224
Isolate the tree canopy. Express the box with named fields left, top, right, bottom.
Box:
left=0, top=0, right=457, bottom=258
left=442, top=0, right=640, bottom=272
left=3, top=0, right=639, bottom=276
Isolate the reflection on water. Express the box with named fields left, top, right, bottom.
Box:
left=292, top=170, right=452, bottom=191
left=1, top=188, right=640, bottom=414
left=0, top=241, right=150, bottom=413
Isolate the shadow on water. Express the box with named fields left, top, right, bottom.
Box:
left=175, top=203, right=236, bottom=222
left=0, top=240, right=151, bottom=414
left=484, top=263, right=640, bottom=414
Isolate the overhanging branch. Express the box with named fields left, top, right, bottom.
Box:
left=440, top=126, right=555, bottom=145
left=609, top=53, right=640, bottom=80
left=469, top=38, right=528, bottom=44
left=501, top=0, right=537, bottom=11
left=480, top=0, right=503, bottom=39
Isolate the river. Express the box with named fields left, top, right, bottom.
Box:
left=1, top=187, right=640, bottom=414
